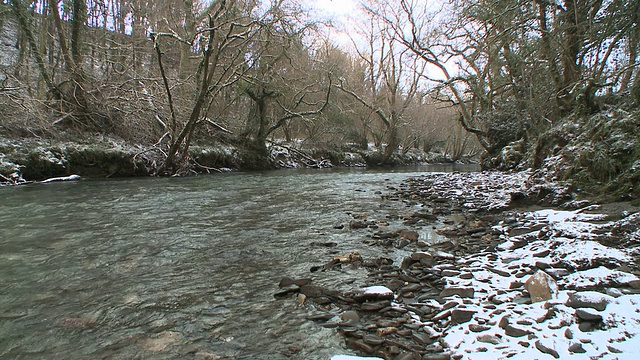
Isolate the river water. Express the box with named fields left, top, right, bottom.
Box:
left=0, top=165, right=478, bottom=360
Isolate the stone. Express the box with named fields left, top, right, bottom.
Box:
left=606, top=288, right=624, bottom=298
left=440, top=287, right=475, bottom=299
left=575, top=308, right=603, bottom=322
left=535, top=340, right=560, bottom=359
left=525, top=270, right=558, bottom=303
left=504, top=324, right=532, bottom=338
left=354, top=286, right=394, bottom=302
left=477, top=334, right=501, bottom=345
left=568, top=342, right=586, bottom=353
left=469, top=324, right=491, bottom=332
left=487, top=267, right=511, bottom=277
left=349, top=220, right=368, bottom=229
left=566, top=291, right=615, bottom=311
left=498, top=315, right=510, bottom=329
left=387, top=279, right=405, bottom=291
left=346, top=339, right=374, bottom=354
left=564, top=328, right=573, bottom=339
left=578, top=321, right=597, bottom=332
left=279, top=277, right=309, bottom=288
left=411, top=331, right=433, bottom=345
left=341, top=310, right=360, bottom=324
left=362, top=334, right=385, bottom=346
left=400, top=230, right=419, bottom=241
left=307, top=312, right=334, bottom=322
left=361, top=301, right=389, bottom=311
left=441, top=269, right=461, bottom=277
left=451, top=309, right=477, bottom=324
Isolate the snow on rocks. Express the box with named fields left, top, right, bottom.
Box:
left=277, top=171, right=640, bottom=359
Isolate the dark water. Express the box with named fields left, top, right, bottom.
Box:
left=0, top=165, right=478, bottom=359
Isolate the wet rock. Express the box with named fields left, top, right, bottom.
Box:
left=411, top=331, right=434, bottom=345
left=279, top=277, right=312, bottom=288
left=361, top=301, right=389, bottom=311
left=372, top=231, right=398, bottom=239
left=400, top=230, right=419, bottom=241
left=525, top=270, right=558, bottom=303
left=362, top=334, right=385, bottom=346
left=307, top=313, right=335, bottom=322
left=346, top=339, right=375, bottom=354
left=440, top=287, right=475, bottom=299
left=349, top=221, right=368, bottom=229
left=575, top=308, right=603, bottom=322
left=566, top=291, right=615, bottom=311
left=387, top=278, right=405, bottom=291
left=376, top=327, right=398, bottom=336
left=411, top=212, right=437, bottom=220
left=535, top=339, right=560, bottom=358
left=340, top=310, right=360, bottom=324
left=422, top=354, right=452, bottom=360
left=56, top=317, right=96, bottom=329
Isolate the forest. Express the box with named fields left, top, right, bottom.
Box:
left=0, top=0, right=639, bottom=191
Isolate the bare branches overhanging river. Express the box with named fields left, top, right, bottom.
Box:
left=0, top=165, right=477, bottom=359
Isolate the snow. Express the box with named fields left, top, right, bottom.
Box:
left=331, top=356, right=384, bottom=360
left=362, top=286, right=392, bottom=296
left=561, top=266, right=639, bottom=289
left=434, top=206, right=640, bottom=359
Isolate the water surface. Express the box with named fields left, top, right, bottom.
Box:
left=0, top=165, right=478, bottom=359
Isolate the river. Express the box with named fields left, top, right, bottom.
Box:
left=0, top=165, right=478, bottom=359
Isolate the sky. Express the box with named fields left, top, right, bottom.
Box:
left=307, top=0, right=359, bottom=22
left=304, top=0, right=361, bottom=49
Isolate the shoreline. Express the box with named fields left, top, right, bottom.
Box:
left=276, top=170, right=640, bottom=359
left=0, top=135, right=476, bottom=185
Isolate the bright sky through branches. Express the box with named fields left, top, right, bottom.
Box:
left=308, top=0, right=358, bottom=19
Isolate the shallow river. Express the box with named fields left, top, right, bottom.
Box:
left=0, top=165, right=478, bottom=359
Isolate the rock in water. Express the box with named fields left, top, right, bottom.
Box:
left=525, top=270, right=558, bottom=303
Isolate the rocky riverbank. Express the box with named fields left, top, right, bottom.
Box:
left=0, top=135, right=467, bottom=184
left=274, top=170, right=640, bottom=359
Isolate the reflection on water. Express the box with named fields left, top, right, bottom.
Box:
left=0, top=165, right=478, bottom=359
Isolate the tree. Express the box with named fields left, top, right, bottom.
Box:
left=336, top=6, right=425, bottom=164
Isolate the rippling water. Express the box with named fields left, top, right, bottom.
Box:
left=0, top=165, right=478, bottom=359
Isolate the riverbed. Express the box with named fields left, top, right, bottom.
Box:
left=0, top=165, right=478, bottom=359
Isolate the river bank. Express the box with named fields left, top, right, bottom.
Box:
left=0, top=135, right=470, bottom=185
left=275, top=170, right=640, bottom=359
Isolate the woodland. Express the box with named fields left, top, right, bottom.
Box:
left=0, top=0, right=639, bottom=186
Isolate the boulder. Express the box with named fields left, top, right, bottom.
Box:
left=525, top=270, right=558, bottom=303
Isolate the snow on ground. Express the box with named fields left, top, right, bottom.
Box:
left=437, top=207, right=640, bottom=359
